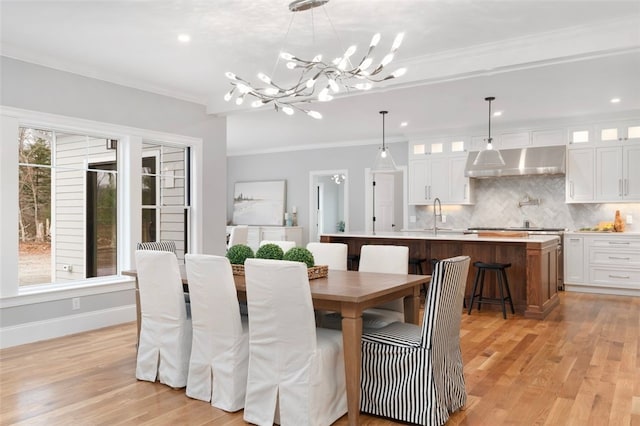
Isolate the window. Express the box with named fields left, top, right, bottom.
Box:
left=141, top=141, right=190, bottom=262
left=18, top=128, right=118, bottom=286
left=3, top=109, right=202, bottom=299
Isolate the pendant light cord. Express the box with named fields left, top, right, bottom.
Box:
left=485, top=96, right=494, bottom=144
left=380, top=110, right=388, bottom=149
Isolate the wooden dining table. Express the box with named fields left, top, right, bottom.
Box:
left=123, top=267, right=430, bottom=426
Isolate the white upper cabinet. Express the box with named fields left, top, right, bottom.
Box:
left=567, top=126, right=594, bottom=145
left=531, top=128, right=566, bottom=146
left=596, top=120, right=640, bottom=143
left=595, top=146, right=624, bottom=200
left=408, top=138, right=472, bottom=205
left=566, top=147, right=595, bottom=202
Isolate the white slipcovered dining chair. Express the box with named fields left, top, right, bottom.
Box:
left=259, top=239, right=296, bottom=252
left=322, top=244, right=409, bottom=330
left=306, top=242, right=348, bottom=271
left=360, top=255, right=471, bottom=426
left=184, top=254, right=249, bottom=412
left=227, top=225, right=249, bottom=249
left=243, top=258, right=347, bottom=426
left=135, top=250, right=192, bottom=388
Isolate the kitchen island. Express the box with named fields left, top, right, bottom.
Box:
left=321, top=231, right=560, bottom=319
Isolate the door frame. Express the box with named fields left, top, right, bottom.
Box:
left=308, top=169, right=349, bottom=243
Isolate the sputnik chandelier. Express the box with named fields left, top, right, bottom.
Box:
left=224, top=0, right=406, bottom=119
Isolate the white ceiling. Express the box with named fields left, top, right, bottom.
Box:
left=1, top=0, right=639, bottom=155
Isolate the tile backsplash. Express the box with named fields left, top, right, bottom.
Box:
left=411, top=175, right=640, bottom=231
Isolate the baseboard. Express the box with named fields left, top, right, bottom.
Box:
left=0, top=304, right=136, bottom=349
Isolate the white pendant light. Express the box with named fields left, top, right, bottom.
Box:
left=473, top=96, right=505, bottom=167
left=372, top=110, right=397, bottom=173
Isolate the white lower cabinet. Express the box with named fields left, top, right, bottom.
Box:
left=564, top=233, right=640, bottom=296
left=249, top=226, right=303, bottom=252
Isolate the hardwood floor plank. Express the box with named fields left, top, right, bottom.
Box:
left=1, top=292, right=639, bottom=425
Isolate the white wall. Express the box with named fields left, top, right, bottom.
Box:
left=227, top=141, right=409, bottom=245
left=0, top=56, right=227, bottom=347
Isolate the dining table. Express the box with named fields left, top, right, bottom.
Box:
left=123, top=267, right=430, bottom=426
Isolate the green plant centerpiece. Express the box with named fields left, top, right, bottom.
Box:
left=255, top=243, right=284, bottom=260
left=226, top=244, right=254, bottom=264
left=283, top=247, right=315, bottom=268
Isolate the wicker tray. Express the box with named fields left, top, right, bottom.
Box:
left=231, top=263, right=328, bottom=280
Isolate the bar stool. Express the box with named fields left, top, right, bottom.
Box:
left=347, top=254, right=360, bottom=271
left=467, top=261, right=515, bottom=319
left=409, top=257, right=428, bottom=294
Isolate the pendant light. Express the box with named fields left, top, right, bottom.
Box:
left=372, top=110, right=397, bottom=173
left=473, top=96, right=505, bottom=167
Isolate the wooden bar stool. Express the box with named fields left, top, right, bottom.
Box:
left=409, top=257, right=428, bottom=294
left=467, top=261, right=515, bottom=319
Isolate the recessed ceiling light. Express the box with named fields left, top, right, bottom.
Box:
left=400, top=121, right=408, bottom=127
left=493, top=111, right=503, bottom=117
left=610, top=97, right=621, bottom=104
left=177, top=34, right=191, bottom=43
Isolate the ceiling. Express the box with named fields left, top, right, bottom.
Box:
left=1, top=0, right=639, bottom=155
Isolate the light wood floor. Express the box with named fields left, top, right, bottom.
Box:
left=1, top=292, right=639, bottom=425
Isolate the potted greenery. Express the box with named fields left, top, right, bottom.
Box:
left=283, top=247, right=315, bottom=267
left=255, top=243, right=285, bottom=260
left=226, top=245, right=254, bottom=275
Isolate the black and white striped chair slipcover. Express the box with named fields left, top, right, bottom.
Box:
left=360, top=255, right=471, bottom=426
left=136, top=241, right=177, bottom=253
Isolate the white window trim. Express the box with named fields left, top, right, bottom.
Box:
left=0, top=106, right=203, bottom=301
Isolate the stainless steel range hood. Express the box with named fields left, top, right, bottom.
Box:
left=464, top=145, right=566, bottom=178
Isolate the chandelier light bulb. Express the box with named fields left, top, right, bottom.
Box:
left=328, top=79, right=339, bottom=93
left=264, top=87, right=279, bottom=95
left=312, top=54, right=323, bottom=62
left=359, top=57, right=373, bottom=71
left=235, top=96, right=244, bottom=105
left=391, top=68, right=407, bottom=78
left=223, top=91, right=233, bottom=102
left=344, top=45, right=357, bottom=58
left=307, top=110, right=322, bottom=119
left=282, top=106, right=295, bottom=115
left=306, top=78, right=317, bottom=88
left=370, top=33, right=381, bottom=47
left=381, top=150, right=387, bottom=158
left=380, top=53, right=394, bottom=67
left=251, top=100, right=264, bottom=108
left=392, top=32, right=405, bottom=50
left=286, top=62, right=297, bottom=69
left=257, top=72, right=271, bottom=84
left=225, top=72, right=237, bottom=80
left=280, top=52, right=294, bottom=60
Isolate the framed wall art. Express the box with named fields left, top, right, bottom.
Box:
left=232, top=180, right=286, bottom=226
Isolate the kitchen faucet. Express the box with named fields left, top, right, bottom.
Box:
left=433, top=197, right=442, bottom=236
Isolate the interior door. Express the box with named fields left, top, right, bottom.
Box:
left=374, top=173, right=395, bottom=232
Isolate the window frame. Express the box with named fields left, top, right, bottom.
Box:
left=0, top=106, right=203, bottom=306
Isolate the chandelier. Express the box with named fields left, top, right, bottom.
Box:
left=224, top=0, right=407, bottom=119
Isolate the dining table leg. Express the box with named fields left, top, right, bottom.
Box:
left=404, top=284, right=421, bottom=324
left=341, top=305, right=363, bottom=426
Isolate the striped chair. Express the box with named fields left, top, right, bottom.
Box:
left=360, top=255, right=471, bottom=426
left=136, top=240, right=177, bottom=254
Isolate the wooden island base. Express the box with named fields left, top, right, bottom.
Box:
left=321, top=233, right=560, bottom=319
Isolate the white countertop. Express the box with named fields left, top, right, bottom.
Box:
left=322, top=231, right=560, bottom=244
